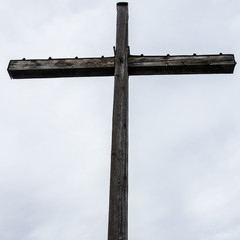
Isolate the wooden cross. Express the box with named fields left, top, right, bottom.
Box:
left=8, top=2, right=236, bottom=240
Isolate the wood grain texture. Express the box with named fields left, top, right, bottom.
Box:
left=7, top=57, right=115, bottom=79
left=128, top=54, right=236, bottom=75
left=8, top=54, right=236, bottom=79
left=108, top=3, right=129, bottom=240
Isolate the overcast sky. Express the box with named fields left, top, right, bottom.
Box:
left=1, top=0, right=240, bottom=239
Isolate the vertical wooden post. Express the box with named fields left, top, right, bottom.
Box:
left=108, top=3, right=129, bottom=240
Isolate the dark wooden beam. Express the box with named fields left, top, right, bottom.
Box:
left=7, top=57, right=115, bottom=79
left=108, top=3, right=128, bottom=240
left=128, top=54, right=236, bottom=75
left=8, top=54, right=236, bottom=79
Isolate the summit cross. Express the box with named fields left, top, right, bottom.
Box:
left=8, top=2, right=236, bottom=240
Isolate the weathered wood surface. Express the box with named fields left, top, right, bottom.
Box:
left=8, top=57, right=115, bottom=79
left=129, top=54, right=236, bottom=75
left=8, top=54, right=236, bottom=79
left=108, top=3, right=128, bottom=240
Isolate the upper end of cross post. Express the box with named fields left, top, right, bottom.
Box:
left=117, top=2, right=128, bottom=6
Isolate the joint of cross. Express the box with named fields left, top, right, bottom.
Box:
left=118, top=57, right=124, bottom=63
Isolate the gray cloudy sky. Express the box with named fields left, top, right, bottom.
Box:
left=1, top=0, right=240, bottom=239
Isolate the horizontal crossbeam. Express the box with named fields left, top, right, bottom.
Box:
left=8, top=54, right=236, bottom=79
left=8, top=57, right=115, bottom=79
left=129, top=54, right=236, bottom=75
